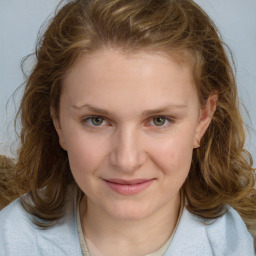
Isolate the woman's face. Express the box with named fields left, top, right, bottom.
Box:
left=53, top=48, right=214, bottom=220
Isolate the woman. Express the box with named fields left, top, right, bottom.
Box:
left=0, top=0, right=255, bottom=255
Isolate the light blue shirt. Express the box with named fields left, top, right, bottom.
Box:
left=0, top=192, right=255, bottom=256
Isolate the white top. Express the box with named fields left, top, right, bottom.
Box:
left=0, top=189, right=255, bottom=256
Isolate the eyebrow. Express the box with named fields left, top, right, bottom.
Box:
left=72, top=103, right=187, bottom=117
left=72, top=104, right=114, bottom=116
left=142, top=105, right=187, bottom=116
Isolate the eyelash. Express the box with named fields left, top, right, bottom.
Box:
left=81, top=115, right=174, bottom=129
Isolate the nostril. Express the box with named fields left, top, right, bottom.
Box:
left=109, top=149, right=145, bottom=172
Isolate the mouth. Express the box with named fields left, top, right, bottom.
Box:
left=103, top=178, right=155, bottom=195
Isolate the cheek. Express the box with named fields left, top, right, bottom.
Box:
left=64, top=131, right=109, bottom=178
left=149, top=129, right=195, bottom=177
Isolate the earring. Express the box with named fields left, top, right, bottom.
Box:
left=195, top=139, right=200, bottom=149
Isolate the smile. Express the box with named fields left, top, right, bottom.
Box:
left=103, top=179, right=155, bottom=195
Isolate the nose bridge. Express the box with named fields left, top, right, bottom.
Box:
left=110, top=124, right=145, bottom=172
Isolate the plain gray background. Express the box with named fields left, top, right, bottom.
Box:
left=0, top=0, right=256, bottom=166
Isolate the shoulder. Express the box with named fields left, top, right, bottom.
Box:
left=165, top=206, right=255, bottom=256
left=204, top=206, right=255, bottom=255
left=0, top=191, right=82, bottom=256
left=0, top=198, right=39, bottom=256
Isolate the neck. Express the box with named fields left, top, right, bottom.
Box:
left=79, top=193, right=181, bottom=256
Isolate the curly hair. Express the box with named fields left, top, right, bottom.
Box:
left=2, top=0, right=255, bottom=235
left=0, top=156, right=16, bottom=209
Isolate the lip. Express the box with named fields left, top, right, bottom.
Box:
left=103, top=179, right=154, bottom=195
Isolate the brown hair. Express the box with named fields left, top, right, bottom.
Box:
left=2, top=0, right=255, bottom=235
left=0, top=156, right=16, bottom=209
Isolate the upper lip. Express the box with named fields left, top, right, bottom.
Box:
left=104, top=179, right=154, bottom=185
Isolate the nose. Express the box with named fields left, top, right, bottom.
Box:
left=109, top=126, right=147, bottom=173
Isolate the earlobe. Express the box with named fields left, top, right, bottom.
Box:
left=193, top=94, right=218, bottom=148
left=50, top=108, right=67, bottom=151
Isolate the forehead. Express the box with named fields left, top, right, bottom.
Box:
left=61, top=48, right=199, bottom=112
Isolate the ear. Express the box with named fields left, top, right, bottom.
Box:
left=50, top=108, right=67, bottom=151
left=193, top=94, right=218, bottom=148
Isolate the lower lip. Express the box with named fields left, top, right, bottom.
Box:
left=104, top=179, right=154, bottom=195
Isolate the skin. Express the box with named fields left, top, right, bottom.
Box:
left=52, top=48, right=217, bottom=256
